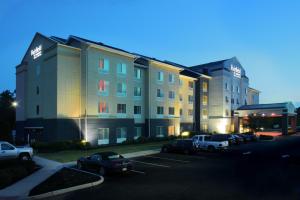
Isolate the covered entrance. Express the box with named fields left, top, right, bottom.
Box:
left=236, top=102, right=297, bottom=135
left=24, top=127, right=44, bottom=144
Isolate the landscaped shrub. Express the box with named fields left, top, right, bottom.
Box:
left=32, top=140, right=92, bottom=153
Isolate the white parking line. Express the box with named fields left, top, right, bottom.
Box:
left=130, top=169, right=146, bottom=174
left=130, top=160, right=170, bottom=168
left=243, top=151, right=252, bottom=155
left=145, top=155, right=190, bottom=163
left=281, top=154, right=290, bottom=158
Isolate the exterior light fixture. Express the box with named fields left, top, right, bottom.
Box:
left=181, top=131, right=190, bottom=137
left=12, top=101, right=18, bottom=107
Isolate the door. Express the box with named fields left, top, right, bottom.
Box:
left=0, top=143, right=18, bottom=160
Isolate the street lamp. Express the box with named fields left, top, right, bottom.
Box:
left=12, top=101, right=18, bottom=108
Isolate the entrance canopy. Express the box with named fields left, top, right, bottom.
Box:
left=236, top=102, right=296, bottom=117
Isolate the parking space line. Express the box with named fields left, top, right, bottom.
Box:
left=281, top=154, right=290, bottom=158
left=130, top=169, right=146, bottom=175
left=243, top=151, right=252, bottom=155
left=130, top=160, right=170, bottom=168
left=145, top=155, right=190, bottom=163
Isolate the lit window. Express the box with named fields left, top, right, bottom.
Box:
left=157, top=106, right=164, bottom=115
left=117, top=82, right=127, bottom=96
left=157, top=89, right=164, bottom=98
left=203, top=82, right=208, bottom=92
left=203, top=95, right=208, bottom=105
left=99, top=58, right=109, bottom=72
left=169, top=74, right=175, bottom=83
left=134, top=68, right=141, bottom=79
left=134, top=87, right=141, bottom=97
left=188, top=81, right=194, bottom=89
left=202, top=109, right=208, bottom=119
left=117, top=63, right=127, bottom=74
left=169, top=107, right=175, bottom=115
left=169, top=91, right=175, bottom=99
left=98, top=80, right=109, bottom=93
left=188, top=95, right=194, bottom=104
left=168, top=125, right=175, bottom=136
left=117, top=104, right=126, bottom=114
left=98, top=102, right=109, bottom=113
left=116, top=127, right=127, bottom=143
left=157, top=71, right=164, bottom=82
left=134, top=106, right=141, bottom=115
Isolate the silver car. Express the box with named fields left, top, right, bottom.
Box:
left=0, top=141, right=33, bottom=161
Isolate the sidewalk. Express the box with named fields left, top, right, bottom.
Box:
left=0, top=157, right=63, bottom=200
left=0, top=149, right=160, bottom=199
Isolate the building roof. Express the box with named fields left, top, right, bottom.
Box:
left=237, top=102, right=295, bottom=112
left=189, top=58, right=231, bottom=72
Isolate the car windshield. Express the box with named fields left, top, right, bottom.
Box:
left=101, top=152, right=122, bottom=160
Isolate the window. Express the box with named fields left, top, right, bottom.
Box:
left=134, top=106, right=141, bottom=115
left=188, top=81, right=194, bottom=89
left=203, top=95, right=208, bottom=105
left=157, top=89, right=164, bottom=98
left=179, top=79, right=183, bottom=86
left=157, top=106, right=164, bottom=115
left=203, top=82, right=208, bottom=92
left=134, top=87, right=141, bottom=97
left=202, top=109, right=208, bottom=119
left=237, top=86, right=240, bottom=93
left=225, top=96, right=229, bottom=103
left=117, top=104, right=126, bottom=114
left=134, top=127, right=142, bottom=139
left=180, top=108, right=183, bottom=116
left=169, top=107, right=175, bottom=115
left=117, top=82, right=126, bottom=96
left=188, top=95, right=194, bottom=104
left=157, top=71, right=164, bottom=82
left=188, top=109, right=193, bottom=116
left=168, top=126, right=175, bottom=136
left=231, top=85, right=234, bottom=92
left=225, top=109, right=229, bottom=116
left=117, top=63, right=127, bottom=75
left=116, top=128, right=127, bottom=143
left=202, top=124, right=208, bottom=132
left=179, top=94, right=183, bottom=101
left=36, top=86, right=39, bottom=95
left=169, top=74, right=175, bottom=83
left=36, top=105, right=39, bottom=115
left=231, top=98, right=234, bottom=104
left=97, top=128, right=109, bottom=145
left=1, top=143, right=15, bottom=150
left=99, top=58, right=109, bottom=72
left=36, top=65, right=40, bottom=77
left=237, top=98, right=240, bottom=105
left=168, top=91, right=175, bottom=99
left=98, top=102, right=109, bottom=113
left=134, top=68, right=141, bottom=79
left=98, top=80, right=109, bottom=93
left=245, top=88, right=247, bottom=94
left=225, top=82, right=228, bottom=90
left=156, top=126, right=165, bottom=137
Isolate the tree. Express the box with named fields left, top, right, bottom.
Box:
left=0, top=90, right=16, bottom=141
left=297, top=107, right=300, bottom=126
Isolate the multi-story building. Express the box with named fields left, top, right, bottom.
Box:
left=189, top=57, right=259, bottom=133
left=16, top=33, right=199, bottom=145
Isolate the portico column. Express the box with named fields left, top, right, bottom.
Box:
left=281, top=112, right=288, bottom=135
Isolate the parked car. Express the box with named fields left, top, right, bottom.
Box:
left=191, top=135, right=228, bottom=152
left=232, top=134, right=244, bottom=144
left=243, top=133, right=258, bottom=142
left=211, top=134, right=237, bottom=145
left=0, top=141, right=33, bottom=161
left=77, top=151, right=133, bottom=175
left=161, top=139, right=196, bottom=154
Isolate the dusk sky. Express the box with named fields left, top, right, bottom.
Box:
left=0, top=0, right=299, bottom=107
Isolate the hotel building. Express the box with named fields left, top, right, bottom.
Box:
left=16, top=33, right=260, bottom=145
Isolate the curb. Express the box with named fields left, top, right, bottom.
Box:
left=28, top=167, right=104, bottom=199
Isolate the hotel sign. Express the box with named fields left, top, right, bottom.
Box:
left=31, top=45, right=42, bottom=60
left=230, top=65, right=241, bottom=78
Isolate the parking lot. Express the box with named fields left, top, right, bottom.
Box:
left=46, top=135, right=300, bottom=200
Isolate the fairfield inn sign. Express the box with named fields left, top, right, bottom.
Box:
left=31, top=45, right=42, bottom=60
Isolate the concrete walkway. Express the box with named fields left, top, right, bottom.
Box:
left=0, top=156, right=63, bottom=200
left=0, top=149, right=160, bottom=200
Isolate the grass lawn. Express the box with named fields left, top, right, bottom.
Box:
left=37, top=141, right=168, bottom=163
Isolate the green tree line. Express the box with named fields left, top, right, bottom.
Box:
left=0, top=90, right=16, bottom=141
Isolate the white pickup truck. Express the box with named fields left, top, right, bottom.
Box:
left=191, top=135, right=229, bottom=151
left=0, top=141, right=33, bottom=161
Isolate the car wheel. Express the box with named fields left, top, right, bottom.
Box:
left=207, top=146, right=215, bottom=152
left=99, top=167, right=106, bottom=176
left=77, top=161, right=83, bottom=170
left=19, top=153, right=31, bottom=161
left=162, top=147, right=168, bottom=153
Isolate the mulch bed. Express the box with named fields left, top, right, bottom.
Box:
left=29, top=167, right=101, bottom=196
left=0, top=159, right=40, bottom=189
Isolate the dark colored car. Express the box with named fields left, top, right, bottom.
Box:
left=232, top=134, right=245, bottom=144
left=77, top=151, right=133, bottom=175
left=242, top=133, right=257, bottom=142
left=161, top=139, right=196, bottom=154
left=211, top=134, right=236, bottom=146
